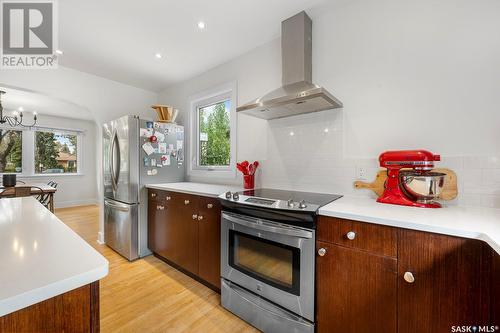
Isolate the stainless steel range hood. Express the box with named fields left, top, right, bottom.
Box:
left=237, top=11, right=342, bottom=120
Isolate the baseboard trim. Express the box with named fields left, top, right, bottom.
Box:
left=55, top=199, right=98, bottom=209
left=97, top=231, right=105, bottom=244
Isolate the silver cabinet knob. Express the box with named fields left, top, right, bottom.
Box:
left=184, top=200, right=190, bottom=205
left=166, top=196, right=171, bottom=201
left=192, top=214, right=198, bottom=220
left=207, top=203, right=213, bottom=209
left=197, top=215, right=204, bottom=221
left=404, top=272, right=415, bottom=283
left=318, top=248, right=327, bottom=256
left=346, top=231, right=356, bottom=240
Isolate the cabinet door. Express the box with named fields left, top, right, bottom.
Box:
left=316, top=241, right=397, bottom=333
left=398, top=229, right=492, bottom=333
left=169, top=193, right=199, bottom=275
left=148, top=192, right=174, bottom=259
left=147, top=199, right=160, bottom=253
left=197, top=197, right=222, bottom=289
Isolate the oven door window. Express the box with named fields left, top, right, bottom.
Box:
left=228, top=230, right=300, bottom=295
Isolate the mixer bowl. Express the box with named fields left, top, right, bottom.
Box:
left=400, top=171, right=446, bottom=203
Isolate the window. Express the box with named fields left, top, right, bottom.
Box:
left=0, top=129, right=22, bottom=173
left=0, top=126, right=82, bottom=176
left=198, top=99, right=231, bottom=167
left=35, top=131, right=78, bottom=174
left=189, top=82, right=237, bottom=178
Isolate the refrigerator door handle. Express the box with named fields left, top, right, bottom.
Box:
left=110, top=131, right=121, bottom=192
left=104, top=199, right=130, bottom=212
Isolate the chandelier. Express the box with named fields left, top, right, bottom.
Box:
left=0, top=90, right=38, bottom=127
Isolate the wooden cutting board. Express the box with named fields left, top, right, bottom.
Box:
left=353, top=168, right=458, bottom=200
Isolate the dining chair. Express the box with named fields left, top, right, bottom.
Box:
left=48, top=181, right=58, bottom=188
left=37, top=186, right=54, bottom=210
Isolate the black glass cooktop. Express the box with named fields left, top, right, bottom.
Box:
left=240, top=188, right=342, bottom=207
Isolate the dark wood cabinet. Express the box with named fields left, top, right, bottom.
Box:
left=197, top=197, right=222, bottom=289
left=171, top=193, right=199, bottom=275
left=317, top=216, right=499, bottom=333
left=0, top=282, right=100, bottom=332
left=148, top=189, right=222, bottom=290
left=398, top=229, right=493, bottom=333
left=316, top=241, right=397, bottom=333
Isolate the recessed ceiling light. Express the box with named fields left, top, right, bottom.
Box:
left=155, top=53, right=162, bottom=59
left=18, top=106, right=24, bottom=111
left=197, top=21, right=206, bottom=30
left=55, top=49, right=63, bottom=55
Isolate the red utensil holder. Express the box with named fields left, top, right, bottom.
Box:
left=243, top=175, right=255, bottom=189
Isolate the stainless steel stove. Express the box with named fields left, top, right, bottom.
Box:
left=218, top=188, right=342, bottom=333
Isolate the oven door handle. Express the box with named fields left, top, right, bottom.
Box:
left=222, top=213, right=313, bottom=239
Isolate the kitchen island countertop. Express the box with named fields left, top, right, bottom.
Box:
left=0, top=197, right=108, bottom=317
left=319, top=196, right=500, bottom=255
left=146, top=182, right=241, bottom=198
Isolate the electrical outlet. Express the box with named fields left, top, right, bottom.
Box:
left=356, top=167, right=366, bottom=180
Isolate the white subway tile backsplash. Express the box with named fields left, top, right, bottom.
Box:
left=480, top=194, right=500, bottom=208
left=482, top=169, right=500, bottom=184
left=259, top=110, right=500, bottom=209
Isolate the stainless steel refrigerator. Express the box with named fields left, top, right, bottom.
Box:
left=103, top=115, right=184, bottom=260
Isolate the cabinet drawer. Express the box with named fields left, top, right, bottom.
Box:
left=317, top=216, right=398, bottom=257
left=148, top=189, right=177, bottom=204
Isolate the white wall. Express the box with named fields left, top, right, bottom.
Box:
left=15, top=115, right=98, bottom=208
left=1, top=65, right=158, bottom=240
left=160, top=0, right=500, bottom=208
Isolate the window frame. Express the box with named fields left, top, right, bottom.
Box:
left=188, top=81, right=237, bottom=179
left=0, top=125, right=84, bottom=177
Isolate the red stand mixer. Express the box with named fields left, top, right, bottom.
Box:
left=378, top=150, right=446, bottom=208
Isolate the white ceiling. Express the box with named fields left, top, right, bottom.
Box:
left=0, top=87, right=93, bottom=121
left=58, top=0, right=326, bottom=92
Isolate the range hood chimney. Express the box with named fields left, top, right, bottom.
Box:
left=237, top=11, right=342, bottom=120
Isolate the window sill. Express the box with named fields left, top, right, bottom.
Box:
left=15, top=173, right=85, bottom=178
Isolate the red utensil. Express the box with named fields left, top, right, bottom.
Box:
left=237, top=163, right=248, bottom=175
left=252, top=161, right=259, bottom=174
left=248, top=164, right=255, bottom=176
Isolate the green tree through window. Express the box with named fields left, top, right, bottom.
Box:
left=198, top=100, right=230, bottom=166
left=35, top=131, right=78, bottom=173
left=0, top=129, right=22, bottom=173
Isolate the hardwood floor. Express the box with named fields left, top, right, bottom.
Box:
left=55, top=205, right=258, bottom=333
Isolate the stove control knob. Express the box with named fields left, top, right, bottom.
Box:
left=225, top=191, right=232, bottom=199
left=232, top=192, right=240, bottom=201
left=298, top=200, right=307, bottom=209
left=287, top=199, right=295, bottom=208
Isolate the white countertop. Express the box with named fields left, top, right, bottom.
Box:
left=319, top=196, right=500, bottom=255
left=146, top=182, right=241, bottom=198
left=0, top=197, right=108, bottom=317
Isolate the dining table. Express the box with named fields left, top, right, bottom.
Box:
left=0, top=183, right=57, bottom=212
